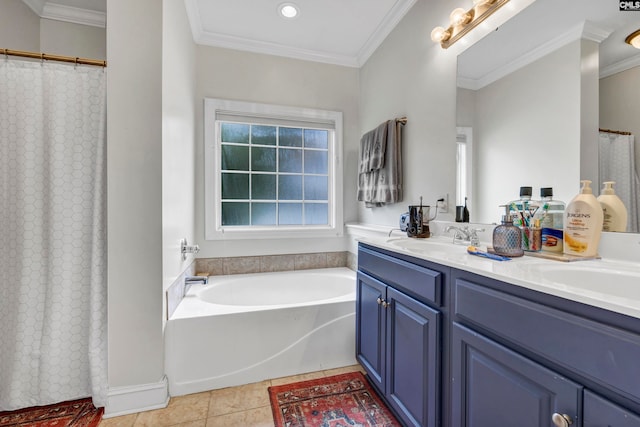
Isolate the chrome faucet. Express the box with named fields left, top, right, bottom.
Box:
left=445, top=225, right=484, bottom=246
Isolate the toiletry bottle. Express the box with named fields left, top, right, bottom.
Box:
left=493, top=205, right=524, bottom=257
left=533, top=187, right=565, bottom=253
left=509, top=186, right=537, bottom=227
left=597, top=181, right=628, bottom=232
left=463, top=196, right=469, bottom=223
left=563, top=180, right=604, bottom=257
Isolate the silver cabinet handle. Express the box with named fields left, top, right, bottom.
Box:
left=552, top=413, right=573, bottom=427
left=376, top=297, right=389, bottom=308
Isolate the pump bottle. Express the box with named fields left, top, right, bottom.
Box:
left=597, top=181, right=627, bottom=232
left=493, top=205, right=524, bottom=257
left=563, top=180, right=603, bottom=257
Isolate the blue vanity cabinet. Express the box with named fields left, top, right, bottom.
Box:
left=451, top=322, right=581, bottom=426
left=357, top=243, right=447, bottom=427
left=451, top=268, right=640, bottom=427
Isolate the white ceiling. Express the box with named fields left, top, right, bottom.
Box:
left=21, top=0, right=640, bottom=75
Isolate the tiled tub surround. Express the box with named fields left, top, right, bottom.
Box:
left=166, top=251, right=355, bottom=319
left=195, top=251, right=353, bottom=276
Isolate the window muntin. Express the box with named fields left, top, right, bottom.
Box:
left=219, top=122, right=330, bottom=227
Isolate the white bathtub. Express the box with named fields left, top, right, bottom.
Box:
left=165, top=267, right=357, bottom=396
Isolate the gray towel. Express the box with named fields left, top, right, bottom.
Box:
left=357, top=119, right=403, bottom=206
left=359, top=121, right=388, bottom=173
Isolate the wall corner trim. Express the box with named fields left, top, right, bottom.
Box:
left=103, top=376, right=169, bottom=418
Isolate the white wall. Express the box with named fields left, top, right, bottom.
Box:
left=470, top=40, right=583, bottom=223
left=600, top=65, right=640, bottom=177
left=194, top=46, right=360, bottom=258
left=40, top=18, right=106, bottom=59
left=0, top=0, right=40, bottom=51
left=106, top=0, right=164, bottom=392
left=357, top=0, right=458, bottom=228
left=162, top=1, right=196, bottom=297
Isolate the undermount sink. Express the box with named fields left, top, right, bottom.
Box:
left=540, top=265, right=640, bottom=300
left=385, top=237, right=466, bottom=256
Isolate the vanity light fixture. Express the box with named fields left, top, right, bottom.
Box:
left=431, top=0, right=509, bottom=49
left=278, top=3, right=300, bottom=19
left=625, top=29, right=640, bottom=49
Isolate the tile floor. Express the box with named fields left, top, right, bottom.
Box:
left=99, top=364, right=365, bottom=427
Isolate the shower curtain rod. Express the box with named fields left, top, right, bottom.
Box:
left=599, top=128, right=631, bottom=136
left=1, top=48, right=106, bottom=67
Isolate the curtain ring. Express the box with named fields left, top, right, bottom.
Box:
left=75, top=57, right=79, bottom=69
left=41, top=53, right=45, bottom=65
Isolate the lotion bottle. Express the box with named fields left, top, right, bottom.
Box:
left=563, top=180, right=603, bottom=257
left=597, top=181, right=628, bottom=232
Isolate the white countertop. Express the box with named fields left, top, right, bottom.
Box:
left=358, top=235, right=640, bottom=320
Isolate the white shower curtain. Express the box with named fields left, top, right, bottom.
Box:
left=599, top=131, right=640, bottom=233
left=0, top=60, right=107, bottom=410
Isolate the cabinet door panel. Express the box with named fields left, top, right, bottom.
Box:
left=584, top=390, right=640, bottom=427
left=387, top=288, right=441, bottom=427
left=452, top=323, right=582, bottom=427
left=356, top=272, right=386, bottom=392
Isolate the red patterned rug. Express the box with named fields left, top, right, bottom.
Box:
left=0, top=398, right=103, bottom=427
left=269, top=372, right=401, bottom=427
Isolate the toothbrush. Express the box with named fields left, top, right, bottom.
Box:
left=467, top=246, right=512, bottom=261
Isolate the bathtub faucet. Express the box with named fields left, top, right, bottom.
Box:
left=184, top=276, right=208, bottom=296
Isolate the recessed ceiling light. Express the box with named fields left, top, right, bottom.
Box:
left=278, top=3, right=299, bottom=19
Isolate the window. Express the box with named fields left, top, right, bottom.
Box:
left=456, top=126, right=473, bottom=211
left=205, top=98, right=343, bottom=240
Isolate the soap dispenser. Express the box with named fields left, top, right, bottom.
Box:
left=492, top=205, right=524, bottom=257
left=564, top=180, right=604, bottom=257
left=597, top=181, right=628, bottom=232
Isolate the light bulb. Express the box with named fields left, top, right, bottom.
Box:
left=278, top=3, right=299, bottom=19
left=430, top=26, right=450, bottom=43
left=449, top=8, right=471, bottom=26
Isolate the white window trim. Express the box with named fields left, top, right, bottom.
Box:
left=456, top=126, right=473, bottom=214
left=204, top=98, right=344, bottom=240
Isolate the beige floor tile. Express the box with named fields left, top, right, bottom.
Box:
left=268, top=370, right=326, bottom=386
left=133, top=392, right=210, bottom=427
left=167, top=391, right=212, bottom=408
left=99, top=413, right=137, bottom=427
left=208, top=381, right=271, bottom=417
left=205, top=406, right=274, bottom=427
left=323, top=364, right=365, bottom=377
left=170, top=420, right=208, bottom=427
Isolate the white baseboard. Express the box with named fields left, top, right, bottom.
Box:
left=103, top=376, right=169, bottom=418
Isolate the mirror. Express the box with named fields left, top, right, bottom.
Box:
left=456, top=0, right=640, bottom=232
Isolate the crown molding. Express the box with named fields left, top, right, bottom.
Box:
left=21, top=1, right=105, bottom=28
left=21, top=0, right=46, bottom=15
left=458, top=21, right=612, bottom=90
left=195, top=30, right=359, bottom=67
left=356, top=0, right=417, bottom=67
left=600, top=53, right=640, bottom=79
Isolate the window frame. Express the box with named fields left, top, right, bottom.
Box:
left=204, top=98, right=344, bottom=240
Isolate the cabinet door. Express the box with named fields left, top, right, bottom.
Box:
left=356, top=272, right=386, bottom=392
left=584, top=390, right=640, bottom=427
left=452, top=323, right=582, bottom=427
left=386, top=287, right=441, bottom=427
